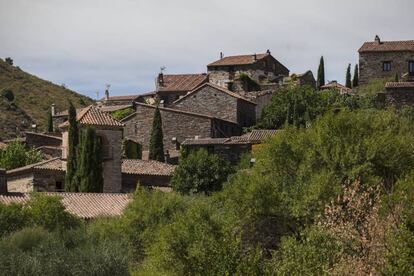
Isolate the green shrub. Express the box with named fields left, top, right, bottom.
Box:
left=111, top=107, right=135, bottom=121
left=172, top=149, right=234, bottom=195
left=0, top=141, right=42, bottom=170
left=0, top=203, right=29, bottom=237
left=1, top=89, right=14, bottom=102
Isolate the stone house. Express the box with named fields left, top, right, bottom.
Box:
left=382, top=82, right=414, bottom=109
left=207, top=50, right=289, bottom=90
left=122, top=102, right=241, bottom=152
left=321, top=81, right=352, bottom=94
left=171, top=83, right=256, bottom=127
left=182, top=129, right=279, bottom=164
left=156, top=73, right=208, bottom=106
left=296, top=71, right=317, bottom=88
left=359, top=36, right=414, bottom=85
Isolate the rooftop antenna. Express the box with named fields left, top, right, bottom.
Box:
left=160, top=66, right=166, bottom=74
left=105, top=84, right=111, bottom=100
left=95, top=91, right=99, bottom=101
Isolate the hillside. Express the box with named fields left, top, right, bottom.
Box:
left=0, top=59, right=93, bottom=139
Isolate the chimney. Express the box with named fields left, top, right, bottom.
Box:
left=253, top=53, right=257, bottom=61
left=266, top=49, right=271, bottom=55
left=375, top=35, right=381, bottom=44
left=0, top=169, right=7, bottom=194
left=51, top=103, right=56, bottom=117
left=158, top=73, right=164, bottom=86
left=164, top=150, right=170, bottom=164
left=105, top=88, right=109, bottom=101
left=220, top=52, right=224, bottom=59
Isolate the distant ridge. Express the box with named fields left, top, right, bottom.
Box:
left=0, top=59, right=93, bottom=139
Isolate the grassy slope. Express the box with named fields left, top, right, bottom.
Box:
left=0, top=59, right=93, bottom=139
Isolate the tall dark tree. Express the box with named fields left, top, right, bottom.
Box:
left=76, top=127, right=103, bottom=193
left=317, top=56, right=325, bottom=89
left=47, top=109, right=54, bottom=133
left=395, top=73, right=399, bottom=82
left=4, top=57, right=13, bottom=66
left=352, top=64, right=359, bottom=88
left=149, top=106, right=165, bottom=162
left=65, top=101, right=79, bottom=192
left=346, top=64, right=352, bottom=89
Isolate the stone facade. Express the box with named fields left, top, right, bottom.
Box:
left=383, top=83, right=414, bottom=109
left=171, top=84, right=256, bottom=127
left=207, top=53, right=289, bottom=89
left=122, top=103, right=241, bottom=151
left=359, top=51, right=414, bottom=85
left=25, top=132, right=62, bottom=148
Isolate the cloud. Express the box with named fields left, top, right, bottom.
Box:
left=0, top=0, right=413, bottom=97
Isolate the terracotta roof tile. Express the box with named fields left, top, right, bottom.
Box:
left=98, top=104, right=133, bottom=113
left=208, top=53, right=268, bottom=67
left=172, top=83, right=256, bottom=105
left=158, top=74, right=208, bottom=92
left=122, top=159, right=176, bottom=176
left=385, top=82, right=414, bottom=89
left=59, top=105, right=124, bottom=128
left=321, top=81, right=352, bottom=93
left=182, top=130, right=279, bottom=146
left=102, top=95, right=139, bottom=101
left=359, top=40, right=414, bottom=53
left=0, top=193, right=131, bottom=219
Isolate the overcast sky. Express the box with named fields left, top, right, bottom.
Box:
left=0, top=0, right=413, bottom=99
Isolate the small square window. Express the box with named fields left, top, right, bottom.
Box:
left=383, top=61, right=392, bottom=72
left=409, top=61, right=414, bottom=75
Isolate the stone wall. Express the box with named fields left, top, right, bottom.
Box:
left=359, top=51, right=414, bottom=85
left=33, top=170, right=65, bottom=192
left=185, top=143, right=252, bottom=164
left=0, top=169, right=6, bottom=194
left=172, top=84, right=256, bottom=126
left=123, top=104, right=240, bottom=151
left=158, top=91, right=188, bottom=106
left=7, top=174, right=34, bottom=193
left=121, top=174, right=172, bottom=193
left=25, top=132, right=62, bottom=148
left=383, top=87, right=414, bottom=109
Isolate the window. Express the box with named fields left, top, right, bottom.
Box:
left=383, top=61, right=392, bottom=72
left=55, top=181, right=63, bottom=192
left=409, top=61, right=414, bottom=75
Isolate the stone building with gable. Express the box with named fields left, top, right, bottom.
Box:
left=122, top=102, right=241, bottom=152
left=207, top=50, right=289, bottom=90
left=171, top=82, right=256, bottom=127
left=359, top=36, right=414, bottom=85
left=156, top=73, right=208, bottom=106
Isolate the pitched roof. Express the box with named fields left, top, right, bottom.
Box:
left=0, top=193, right=131, bottom=219
left=157, top=74, right=208, bottom=92
left=321, top=81, right=352, bottom=93
left=172, top=82, right=256, bottom=105
left=385, top=82, right=414, bottom=89
left=59, top=105, right=124, bottom=128
left=102, top=95, right=140, bottom=101
left=182, top=129, right=279, bottom=146
left=208, top=53, right=269, bottom=67
left=98, top=104, right=133, bottom=113
left=359, top=40, right=414, bottom=53
left=122, top=102, right=239, bottom=125
left=122, top=159, right=176, bottom=176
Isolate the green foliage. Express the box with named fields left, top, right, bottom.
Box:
left=123, top=139, right=142, bottom=159
left=0, top=203, right=29, bottom=237
left=0, top=227, right=129, bottom=276
left=111, top=107, right=135, bottom=121
left=76, top=127, right=103, bottom=193
left=172, top=149, right=234, bottom=195
left=266, top=227, right=342, bottom=275
left=122, top=187, right=189, bottom=260
left=1, top=89, right=14, bottom=102
left=26, top=193, right=81, bottom=232
left=65, top=101, right=79, bottom=192
left=0, top=141, right=42, bottom=170
left=353, top=64, right=359, bottom=87
left=317, top=56, right=325, bottom=89
left=384, top=224, right=414, bottom=275
left=346, top=63, right=352, bottom=88
left=46, top=108, right=53, bottom=132
left=259, top=85, right=331, bottom=129
left=149, top=106, right=165, bottom=162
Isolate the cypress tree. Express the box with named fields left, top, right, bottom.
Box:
left=346, top=64, right=352, bottom=88
left=77, top=127, right=103, bottom=193
left=395, top=73, right=399, bottom=82
left=317, top=56, right=325, bottom=89
left=65, top=101, right=79, bottom=192
left=352, top=64, right=359, bottom=88
left=149, top=106, right=165, bottom=162
left=47, top=109, right=54, bottom=133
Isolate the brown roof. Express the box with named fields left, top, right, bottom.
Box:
left=182, top=129, right=279, bottom=146
left=0, top=193, right=131, bottom=219
left=98, top=104, right=133, bottom=113
left=34, top=158, right=64, bottom=171
left=172, top=83, right=256, bottom=105
left=122, top=159, right=176, bottom=176
left=59, top=105, right=124, bottom=128
left=359, top=40, right=414, bottom=53
left=385, top=82, right=414, bottom=89
left=103, top=95, right=140, bottom=101
left=54, top=108, right=84, bottom=117
left=208, top=53, right=268, bottom=67
left=321, top=81, right=352, bottom=93
left=157, top=74, right=208, bottom=92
